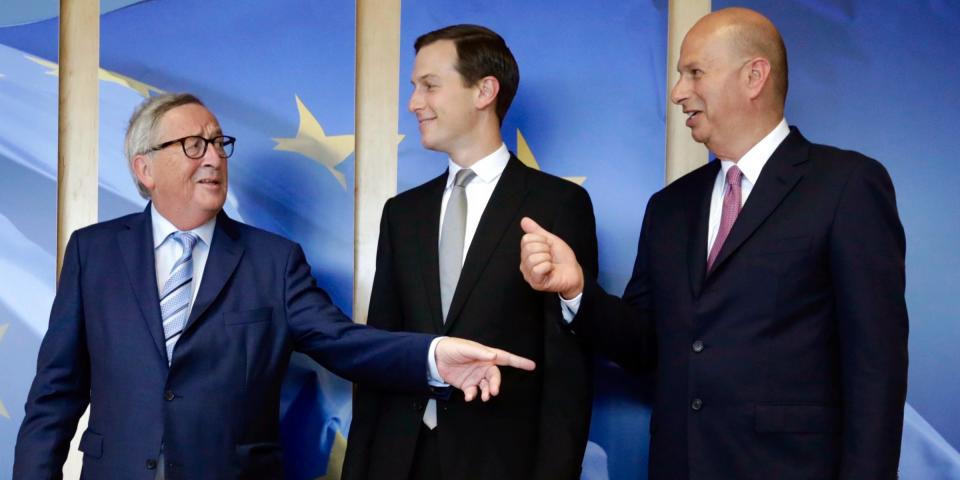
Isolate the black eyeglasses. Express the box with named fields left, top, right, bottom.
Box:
left=150, top=135, right=236, bottom=159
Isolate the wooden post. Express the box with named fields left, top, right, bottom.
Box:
left=354, top=0, right=402, bottom=324
left=665, top=0, right=711, bottom=184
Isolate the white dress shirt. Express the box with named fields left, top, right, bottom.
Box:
left=560, top=119, right=791, bottom=320
left=439, top=143, right=511, bottom=260
left=706, top=118, right=790, bottom=254
left=151, top=204, right=216, bottom=314
left=425, top=144, right=510, bottom=390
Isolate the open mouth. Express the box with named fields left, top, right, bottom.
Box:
left=197, top=179, right=221, bottom=186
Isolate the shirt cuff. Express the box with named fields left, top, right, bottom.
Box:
left=560, top=292, right=582, bottom=324
left=427, top=336, right=449, bottom=387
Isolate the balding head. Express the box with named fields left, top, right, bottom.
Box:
left=693, top=8, right=788, bottom=104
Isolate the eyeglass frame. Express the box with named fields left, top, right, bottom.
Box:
left=149, top=135, right=236, bottom=159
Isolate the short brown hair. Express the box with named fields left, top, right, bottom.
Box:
left=415, top=24, right=519, bottom=124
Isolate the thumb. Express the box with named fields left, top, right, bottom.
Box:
left=521, top=216, right=549, bottom=236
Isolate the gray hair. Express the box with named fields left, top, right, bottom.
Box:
left=124, top=93, right=205, bottom=198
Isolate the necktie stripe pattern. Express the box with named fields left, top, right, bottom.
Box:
left=161, top=232, right=198, bottom=363
left=707, top=166, right=742, bottom=271
left=425, top=168, right=475, bottom=429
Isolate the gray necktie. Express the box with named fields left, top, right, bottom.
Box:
left=425, top=168, right=475, bottom=430
left=438, top=168, right=476, bottom=322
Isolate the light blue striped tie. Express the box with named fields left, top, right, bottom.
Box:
left=160, top=232, right=198, bottom=364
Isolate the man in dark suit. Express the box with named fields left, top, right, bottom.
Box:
left=520, top=8, right=908, bottom=480
left=343, top=25, right=597, bottom=480
left=13, top=93, right=535, bottom=480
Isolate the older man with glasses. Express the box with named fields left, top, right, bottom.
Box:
left=13, top=93, right=535, bottom=480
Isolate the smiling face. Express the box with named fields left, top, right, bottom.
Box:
left=408, top=39, right=483, bottom=157
left=670, top=24, right=751, bottom=158
left=134, top=103, right=228, bottom=229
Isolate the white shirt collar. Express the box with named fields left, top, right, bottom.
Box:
left=720, top=118, right=790, bottom=185
left=446, top=143, right=510, bottom=186
left=151, top=204, right=217, bottom=248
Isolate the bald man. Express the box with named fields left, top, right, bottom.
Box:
left=519, top=8, right=907, bottom=479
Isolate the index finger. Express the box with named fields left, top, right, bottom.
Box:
left=490, top=349, right=536, bottom=371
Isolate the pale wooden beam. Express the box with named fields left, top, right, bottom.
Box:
left=57, top=0, right=100, bottom=273
left=354, top=0, right=402, bottom=324
left=665, top=0, right=711, bottom=184
left=57, top=1, right=100, bottom=478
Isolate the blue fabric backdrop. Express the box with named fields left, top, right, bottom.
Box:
left=1, top=1, right=958, bottom=479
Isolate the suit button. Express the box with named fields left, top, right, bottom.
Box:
left=692, top=340, right=704, bottom=353
left=164, top=390, right=175, bottom=401
left=691, top=398, right=703, bottom=411
left=146, top=459, right=157, bottom=470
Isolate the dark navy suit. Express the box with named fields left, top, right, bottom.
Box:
left=14, top=206, right=434, bottom=480
left=574, top=129, right=908, bottom=479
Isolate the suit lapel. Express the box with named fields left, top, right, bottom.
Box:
left=183, top=211, right=245, bottom=334
left=687, top=162, right=719, bottom=299
left=417, top=174, right=447, bottom=333
left=117, top=205, right=167, bottom=363
left=443, top=157, right=528, bottom=334
left=707, top=129, right=810, bottom=276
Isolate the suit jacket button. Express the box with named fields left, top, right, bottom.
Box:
left=164, top=390, right=176, bottom=401
left=692, top=340, right=704, bottom=353
left=691, top=398, right=703, bottom=411
left=146, top=459, right=157, bottom=470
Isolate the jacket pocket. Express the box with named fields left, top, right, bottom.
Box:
left=78, top=430, right=103, bottom=458
left=755, top=403, right=840, bottom=433
left=224, top=307, right=273, bottom=325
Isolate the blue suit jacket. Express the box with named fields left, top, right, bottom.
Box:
left=14, top=206, right=434, bottom=480
left=574, top=129, right=908, bottom=479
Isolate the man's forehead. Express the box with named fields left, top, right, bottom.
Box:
left=159, top=104, right=220, bottom=133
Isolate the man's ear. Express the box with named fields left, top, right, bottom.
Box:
left=132, top=154, right=156, bottom=191
left=474, top=76, right=500, bottom=111
left=743, top=57, right=771, bottom=100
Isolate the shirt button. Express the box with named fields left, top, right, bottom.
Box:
left=692, top=340, right=704, bottom=353
left=691, top=398, right=703, bottom=411
left=164, top=390, right=176, bottom=401
left=146, top=459, right=157, bottom=470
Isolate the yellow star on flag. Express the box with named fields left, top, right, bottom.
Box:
left=516, top=129, right=586, bottom=185
left=273, top=96, right=383, bottom=190
left=24, top=54, right=164, bottom=97
left=0, top=323, right=9, bottom=419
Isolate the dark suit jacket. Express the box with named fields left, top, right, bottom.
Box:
left=573, top=129, right=908, bottom=480
left=14, top=206, right=434, bottom=480
left=343, top=157, right=598, bottom=480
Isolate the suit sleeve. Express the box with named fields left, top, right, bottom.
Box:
left=14, top=232, right=92, bottom=480
left=532, top=185, right=598, bottom=480
left=341, top=199, right=403, bottom=480
left=570, top=195, right=658, bottom=373
left=830, top=158, right=908, bottom=479
left=286, top=211, right=433, bottom=394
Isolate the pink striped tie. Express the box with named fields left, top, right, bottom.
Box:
left=707, top=166, right=742, bottom=271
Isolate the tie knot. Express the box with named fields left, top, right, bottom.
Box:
left=172, top=231, right=199, bottom=251
left=726, top=166, right=743, bottom=187
left=453, top=168, right=476, bottom=188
